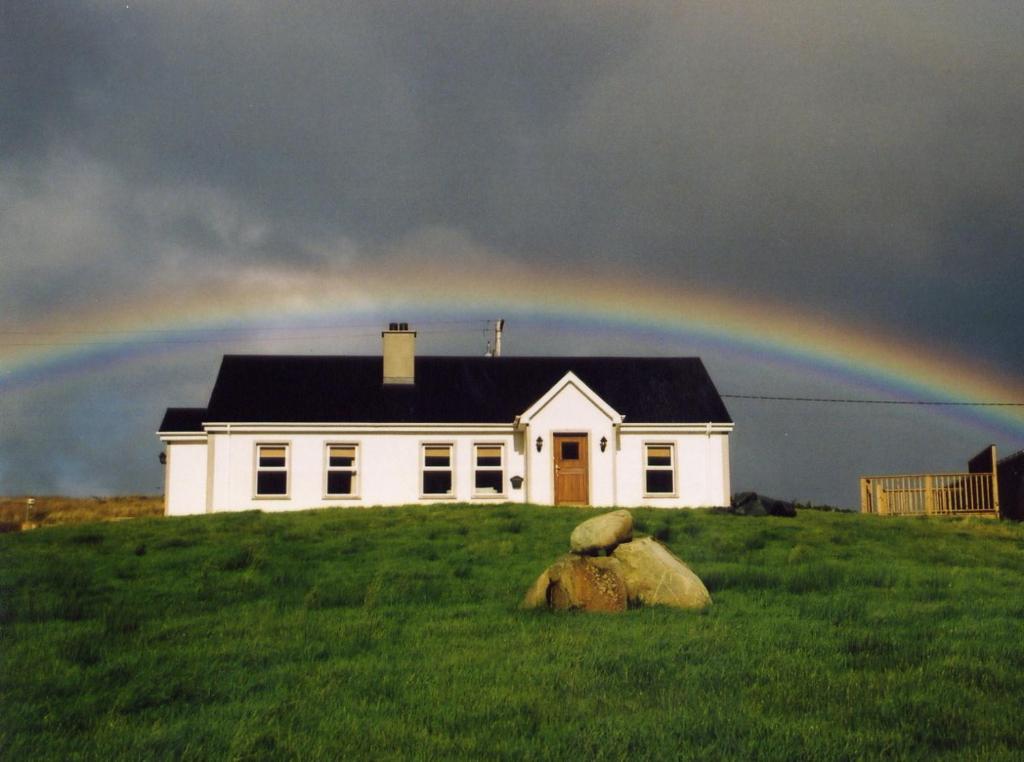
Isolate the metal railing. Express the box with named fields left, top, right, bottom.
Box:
left=860, top=472, right=998, bottom=516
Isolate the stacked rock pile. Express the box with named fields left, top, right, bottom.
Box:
left=521, top=510, right=711, bottom=612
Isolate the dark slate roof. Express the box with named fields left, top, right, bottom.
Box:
left=161, top=355, right=730, bottom=427
left=159, top=407, right=208, bottom=432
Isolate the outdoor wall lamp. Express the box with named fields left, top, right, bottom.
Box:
left=535, top=436, right=543, bottom=452
left=600, top=436, right=608, bottom=452
left=159, top=451, right=167, bottom=465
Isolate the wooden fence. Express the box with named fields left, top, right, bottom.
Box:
left=860, top=472, right=998, bottom=516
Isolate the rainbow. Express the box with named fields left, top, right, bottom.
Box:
left=2, top=260, right=1023, bottom=439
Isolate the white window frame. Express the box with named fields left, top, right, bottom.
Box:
left=420, top=442, right=455, bottom=499
left=324, top=443, right=359, bottom=499
left=472, top=442, right=506, bottom=499
left=254, top=442, right=290, bottom=499
left=643, top=442, right=676, bottom=497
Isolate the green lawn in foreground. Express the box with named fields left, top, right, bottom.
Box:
left=2, top=505, right=1023, bottom=760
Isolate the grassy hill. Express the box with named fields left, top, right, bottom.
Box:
left=2, top=505, right=1023, bottom=759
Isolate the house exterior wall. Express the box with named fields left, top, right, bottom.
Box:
left=164, top=441, right=208, bottom=516
left=617, top=429, right=731, bottom=507
left=204, top=428, right=524, bottom=511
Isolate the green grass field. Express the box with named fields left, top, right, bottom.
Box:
left=3, top=504, right=1023, bottom=760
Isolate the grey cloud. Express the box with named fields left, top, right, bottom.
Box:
left=2, top=1, right=1023, bottom=499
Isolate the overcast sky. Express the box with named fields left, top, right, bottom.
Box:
left=2, top=1, right=1023, bottom=506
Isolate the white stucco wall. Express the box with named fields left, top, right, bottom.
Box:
left=617, top=430, right=731, bottom=507
left=164, top=441, right=208, bottom=516
left=205, top=428, right=525, bottom=511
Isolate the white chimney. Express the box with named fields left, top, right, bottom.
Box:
left=382, top=322, right=416, bottom=384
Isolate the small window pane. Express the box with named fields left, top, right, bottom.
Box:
left=327, top=471, right=354, bottom=495
left=329, top=446, right=356, bottom=467
left=560, top=441, right=579, bottom=460
left=257, top=471, right=288, bottom=495
left=425, top=446, right=451, bottom=467
left=646, top=470, right=674, bottom=494
left=475, top=470, right=503, bottom=494
left=476, top=445, right=502, bottom=467
left=259, top=446, right=286, bottom=467
left=423, top=471, right=452, bottom=495
left=647, top=445, right=672, bottom=466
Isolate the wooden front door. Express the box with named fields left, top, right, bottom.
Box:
left=554, top=434, right=589, bottom=505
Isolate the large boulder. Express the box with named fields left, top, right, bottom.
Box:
left=569, top=509, right=633, bottom=554
left=612, top=537, right=711, bottom=610
left=521, top=554, right=628, bottom=612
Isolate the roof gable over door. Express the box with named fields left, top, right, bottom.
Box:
left=517, top=371, right=622, bottom=426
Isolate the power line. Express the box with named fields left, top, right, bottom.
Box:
left=0, top=319, right=493, bottom=338
left=721, top=394, right=1024, bottom=407
left=0, top=322, right=497, bottom=348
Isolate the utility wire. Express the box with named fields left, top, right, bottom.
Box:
left=0, top=323, right=496, bottom=348
left=0, top=319, right=493, bottom=339
left=721, top=394, right=1024, bottom=407
left=0, top=319, right=492, bottom=336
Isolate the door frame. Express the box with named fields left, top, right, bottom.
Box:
left=552, top=431, right=590, bottom=506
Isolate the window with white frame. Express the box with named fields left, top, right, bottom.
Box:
left=256, top=444, right=289, bottom=496
left=422, top=444, right=454, bottom=496
left=474, top=444, right=504, bottom=496
left=644, top=443, right=675, bottom=495
left=326, top=444, right=358, bottom=497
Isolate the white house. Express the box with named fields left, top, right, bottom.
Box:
left=158, top=324, right=734, bottom=515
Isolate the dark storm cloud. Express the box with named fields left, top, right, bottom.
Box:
left=4, top=1, right=1022, bottom=360
left=2, top=1, right=1023, bottom=497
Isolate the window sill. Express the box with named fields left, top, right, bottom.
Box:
left=323, top=494, right=360, bottom=500
left=253, top=494, right=290, bottom=500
